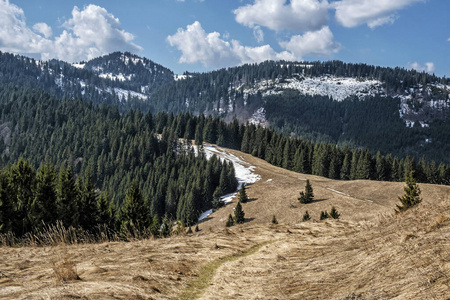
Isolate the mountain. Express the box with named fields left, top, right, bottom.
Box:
left=0, top=51, right=449, bottom=162
left=0, top=51, right=174, bottom=112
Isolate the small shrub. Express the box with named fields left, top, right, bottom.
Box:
left=320, top=211, right=329, bottom=220
left=330, top=206, right=340, bottom=219
left=187, top=226, right=193, bottom=234
left=226, top=214, right=235, bottom=227
left=302, top=211, right=311, bottom=221
left=272, top=215, right=278, bottom=224
left=53, top=254, right=80, bottom=283
left=195, top=224, right=200, bottom=232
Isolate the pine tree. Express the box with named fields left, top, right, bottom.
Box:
left=78, top=167, right=98, bottom=231
left=234, top=201, right=245, bottom=224
left=31, top=162, right=58, bottom=231
left=298, top=180, right=314, bottom=204
left=238, top=184, right=249, bottom=203
left=149, top=215, right=160, bottom=238
left=302, top=211, right=311, bottom=221
left=320, top=211, right=329, bottom=220
left=57, top=166, right=79, bottom=228
left=329, top=206, right=340, bottom=219
left=271, top=215, right=278, bottom=224
left=226, top=213, right=234, bottom=227
left=160, top=213, right=172, bottom=237
left=396, top=171, right=422, bottom=212
left=120, top=181, right=149, bottom=232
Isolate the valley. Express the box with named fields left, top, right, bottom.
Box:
left=1, top=146, right=449, bottom=299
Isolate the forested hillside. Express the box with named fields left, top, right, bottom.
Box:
left=0, top=84, right=237, bottom=238
left=1, top=51, right=449, bottom=163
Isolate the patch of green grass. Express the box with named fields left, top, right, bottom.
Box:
left=178, top=241, right=272, bottom=300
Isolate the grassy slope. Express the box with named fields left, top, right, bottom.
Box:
left=1, top=147, right=450, bottom=299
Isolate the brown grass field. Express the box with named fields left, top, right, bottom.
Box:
left=1, top=148, right=450, bottom=299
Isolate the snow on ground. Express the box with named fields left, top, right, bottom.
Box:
left=241, top=75, right=383, bottom=102
left=99, top=73, right=134, bottom=81
left=197, top=144, right=261, bottom=221
left=105, top=88, right=148, bottom=102
left=249, top=107, right=267, bottom=127
left=72, top=63, right=85, bottom=69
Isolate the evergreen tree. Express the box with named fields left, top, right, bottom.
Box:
left=120, top=181, right=149, bottom=232
left=96, top=192, right=116, bottom=229
left=149, top=215, right=160, bottom=238
left=226, top=213, right=234, bottom=227
left=238, top=184, right=249, bottom=203
left=57, top=166, right=79, bottom=228
left=271, top=215, right=278, bottom=224
left=78, top=167, right=99, bottom=231
left=329, top=206, right=340, bottom=219
left=320, top=211, right=329, bottom=220
left=31, top=162, right=58, bottom=231
left=396, top=171, right=422, bottom=212
left=302, top=211, right=311, bottom=221
left=234, top=201, right=245, bottom=224
left=298, top=179, right=314, bottom=204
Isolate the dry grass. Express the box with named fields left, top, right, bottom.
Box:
left=1, top=147, right=450, bottom=299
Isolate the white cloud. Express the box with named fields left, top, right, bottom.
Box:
left=448, top=37, right=450, bottom=42
left=334, top=0, right=424, bottom=28
left=167, top=21, right=240, bottom=67
left=234, top=0, right=329, bottom=32
left=0, top=1, right=142, bottom=62
left=253, top=26, right=264, bottom=43
left=281, top=26, right=341, bottom=57
left=33, top=22, right=52, bottom=38
left=167, top=21, right=339, bottom=68
left=408, top=61, right=435, bottom=73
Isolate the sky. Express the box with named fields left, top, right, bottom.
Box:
left=0, top=0, right=449, bottom=77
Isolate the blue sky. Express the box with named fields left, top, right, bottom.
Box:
left=1, top=0, right=449, bottom=77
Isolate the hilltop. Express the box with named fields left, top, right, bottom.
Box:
left=1, top=146, right=449, bottom=299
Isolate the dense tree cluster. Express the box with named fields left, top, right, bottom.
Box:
left=0, top=85, right=237, bottom=236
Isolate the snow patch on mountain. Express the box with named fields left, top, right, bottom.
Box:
left=99, top=73, right=134, bottom=81
left=241, top=75, right=383, bottom=102
left=249, top=107, right=268, bottom=127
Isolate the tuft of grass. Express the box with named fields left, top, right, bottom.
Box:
left=178, top=241, right=272, bottom=300
left=53, top=253, right=81, bottom=284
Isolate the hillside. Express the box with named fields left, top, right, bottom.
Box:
left=1, top=51, right=449, bottom=162
left=1, top=146, right=449, bottom=299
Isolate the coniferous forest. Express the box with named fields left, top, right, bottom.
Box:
left=1, top=81, right=450, bottom=240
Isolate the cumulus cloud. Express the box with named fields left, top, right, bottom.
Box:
left=408, top=62, right=435, bottom=73
left=33, top=22, right=52, bottom=38
left=167, top=21, right=339, bottom=68
left=334, top=0, right=424, bottom=28
left=234, top=0, right=329, bottom=32
left=280, top=26, right=341, bottom=57
left=0, top=1, right=141, bottom=62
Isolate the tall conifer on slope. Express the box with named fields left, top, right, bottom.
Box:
left=234, top=201, right=245, bottom=224
left=31, top=162, right=58, bottom=231
left=298, top=179, right=314, bottom=204
left=238, top=184, right=249, bottom=203
left=396, top=171, right=422, bottom=212
left=120, top=181, right=149, bottom=232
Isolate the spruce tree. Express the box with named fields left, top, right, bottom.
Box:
left=238, top=184, right=249, bottom=203
left=226, top=213, right=234, bottom=227
left=320, top=211, right=329, bottom=220
left=396, top=171, right=422, bottom=212
left=330, top=206, right=340, bottom=219
left=120, top=181, right=149, bottom=232
left=302, top=211, right=311, bottom=221
left=271, top=215, right=278, bottom=224
left=149, top=215, right=160, bottom=238
left=298, top=179, right=314, bottom=204
left=234, top=201, right=245, bottom=224
left=31, top=162, right=58, bottom=231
